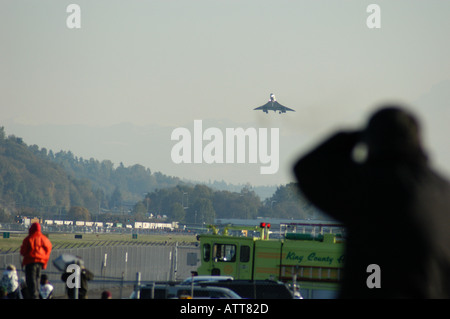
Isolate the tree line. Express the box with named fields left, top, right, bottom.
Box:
left=0, top=126, right=324, bottom=224
left=135, top=182, right=322, bottom=225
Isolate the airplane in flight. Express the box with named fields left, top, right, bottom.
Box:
left=253, top=93, right=295, bottom=114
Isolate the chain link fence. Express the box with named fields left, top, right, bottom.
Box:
left=1, top=242, right=200, bottom=298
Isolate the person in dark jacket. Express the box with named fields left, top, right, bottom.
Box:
left=61, top=262, right=94, bottom=299
left=294, top=106, right=450, bottom=298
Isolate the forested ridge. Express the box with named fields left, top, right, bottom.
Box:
left=137, top=182, right=320, bottom=225
left=0, top=127, right=320, bottom=224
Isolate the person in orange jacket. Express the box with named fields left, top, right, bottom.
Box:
left=20, top=223, right=52, bottom=299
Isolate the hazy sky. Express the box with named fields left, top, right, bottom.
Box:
left=1, top=1, right=449, bottom=186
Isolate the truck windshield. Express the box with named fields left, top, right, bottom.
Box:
left=213, top=244, right=236, bottom=262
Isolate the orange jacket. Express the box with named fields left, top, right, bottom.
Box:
left=20, top=223, right=52, bottom=269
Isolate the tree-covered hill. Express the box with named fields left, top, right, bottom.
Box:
left=0, top=126, right=183, bottom=219
left=0, top=127, right=98, bottom=218
left=0, top=126, right=324, bottom=224
left=47, top=149, right=181, bottom=204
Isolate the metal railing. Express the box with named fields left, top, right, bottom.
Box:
left=0, top=242, right=200, bottom=298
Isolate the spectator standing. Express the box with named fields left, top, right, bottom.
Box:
left=20, top=222, right=52, bottom=299
left=61, top=263, right=94, bottom=299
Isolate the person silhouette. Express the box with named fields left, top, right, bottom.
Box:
left=294, top=106, right=450, bottom=298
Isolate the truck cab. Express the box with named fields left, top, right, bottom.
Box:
left=198, top=234, right=256, bottom=279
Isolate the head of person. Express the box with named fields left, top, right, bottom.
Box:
left=40, top=274, right=49, bottom=285
left=101, top=290, right=112, bottom=299
left=29, top=222, right=41, bottom=235
left=361, top=106, right=427, bottom=163
left=6, top=264, right=16, bottom=272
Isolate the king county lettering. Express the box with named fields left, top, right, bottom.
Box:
left=285, top=251, right=345, bottom=265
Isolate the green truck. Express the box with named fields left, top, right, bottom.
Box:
left=196, top=223, right=345, bottom=298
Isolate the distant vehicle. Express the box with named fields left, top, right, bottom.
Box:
left=254, top=93, right=295, bottom=114
left=129, top=283, right=242, bottom=299
left=197, top=279, right=296, bottom=299
left=180, top=275, right=233, bottom=285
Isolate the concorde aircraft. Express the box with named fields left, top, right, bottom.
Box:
left=253, top=93, right=295, bottom=114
